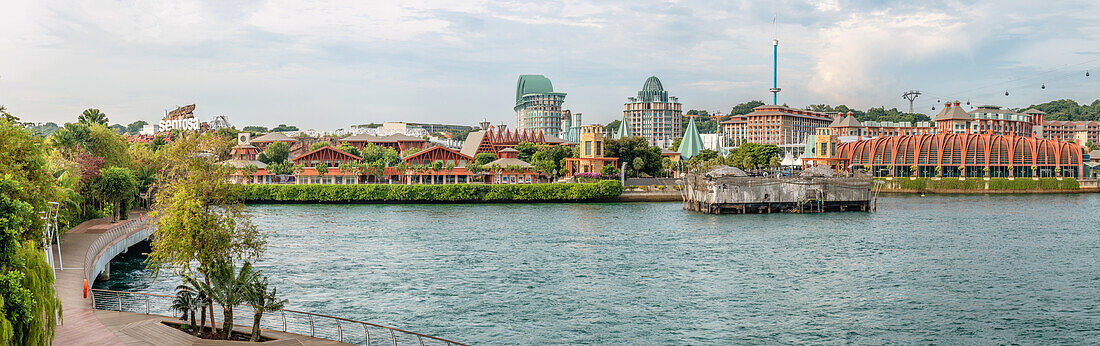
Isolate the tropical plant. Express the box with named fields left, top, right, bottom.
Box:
left=146, top=133, right=266, bottom=333
left=182, top=275, right=211, bottom=337
left=308, top=141, right=331, bottom=151
left=246, top=277, right=287, bottom=342
left=257, top=142, right=290, bottom=164
left=78, top=108, right=108, bottom=126
left=431, top=160, right=444, bottom=171
left=474, top=152, right=496, bottom=165
left=204, top=261, right=260, bottom=340
left=601, top=164, right=620, bottom=175
left=315, top=163, right=329, bottom=177
left=172, top=284, right=198, bottom=329
left=445, top=161, right=456, bottom=171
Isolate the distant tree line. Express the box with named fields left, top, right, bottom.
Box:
left=1022, top=99, right=1100, bottom=121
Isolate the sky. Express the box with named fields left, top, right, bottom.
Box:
left=2, top=0, right=1099, bottom=130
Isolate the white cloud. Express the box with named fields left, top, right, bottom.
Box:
left=808, top=7, right=988, bottom=105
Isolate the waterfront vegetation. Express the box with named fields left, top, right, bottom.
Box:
left=239, top=180, right=623, bottom=203
left=875, top=177, right=1080, bottom=191
left=0, top=117, right=63, bottom=345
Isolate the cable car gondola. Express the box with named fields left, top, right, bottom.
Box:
left=1041, top=83, right=1046, bottom=89
left=1005, top=91, right=1010, bottom=96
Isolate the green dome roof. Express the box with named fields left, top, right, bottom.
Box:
left=642, top=76, right=664, bottom=92
left=516, top=75, right=555, bottom=104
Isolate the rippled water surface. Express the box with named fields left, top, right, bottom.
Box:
left=98, top=194, right=1100, bottom=344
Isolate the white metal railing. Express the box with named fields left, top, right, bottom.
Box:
left=83, top=219, right=147, bottom=283
left=90, top=289, right=466, bottom=346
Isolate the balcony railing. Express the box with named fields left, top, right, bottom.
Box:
left=90, top=288, right=466, bottom=346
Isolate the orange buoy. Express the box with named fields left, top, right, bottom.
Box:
left=82, top=279, right=88, bottom=298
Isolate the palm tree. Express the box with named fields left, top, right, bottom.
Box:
left=246, top=277, right=287, bottom=342
left=79, top=108, right=108, bottom=125
left=203, top=262, right=260, bottom=340
left=172, top=284, right=197, bottom=329
left=183, top=275, right=211, bottom=337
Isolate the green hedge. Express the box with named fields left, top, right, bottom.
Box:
left=239, top=181, right=623, bottom=203
left=874, top=177, right=1079, bottom=191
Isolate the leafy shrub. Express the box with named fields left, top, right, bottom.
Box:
left=239, top=181, right=623, bottom=203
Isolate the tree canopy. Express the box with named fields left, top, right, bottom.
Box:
left=604, top=136, right=663, bottom=177
left=78, top=108, right=108, bottom=126
left=1023, top=99, right=1100, bottom=121
left=257, top=142, right=290, bottom=164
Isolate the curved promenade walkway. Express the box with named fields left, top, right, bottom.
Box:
left=53, top=213, right=348, bottom=345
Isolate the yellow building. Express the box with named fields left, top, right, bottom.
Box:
left=565, top=125, right=618, bottom=175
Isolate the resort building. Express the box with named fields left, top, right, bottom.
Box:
left=394, top=146, right=474, bottom=184
left=720, top=115, right=748, bottom=147
left=291, top=146, right=364, bottom=184
left=1043, top=120, right=1100, bottom=145
left=834, top=133, right=1084, bottom=178
left=339, top=133, right=428, bottom=152
left=514, top=74, right=567, bottom=137
left=250, top=132, right=298, bottom=152
left=819, top=112, right=936, bottom=138
left=622, top=76, right=683, bottom=147
left=460, top=127, right=570, bottom=158
left=743, top=105, right=833, bottom=156
left=565, top=125, right=618, bottom=175
left=559, top=110, right=582, bottom=143
left=482, top=148, right=548, bottom=184
left=934, top=103, right=1037, bottom=137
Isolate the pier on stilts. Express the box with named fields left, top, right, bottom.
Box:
left=680, top=166, right=876, bottom=214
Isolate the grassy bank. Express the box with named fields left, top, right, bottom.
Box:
left=874, top=177, right=1079, bottom=192
left=239, top=180, right=623, bottom=203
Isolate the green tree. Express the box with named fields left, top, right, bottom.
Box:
left=1086, top=142, right=1099, bottom=152
left=605, top=137, right=662, bottom=177
left=257, top=142, right=290, bottom=164
left=246, top=277, right=286, bottom=342
left=146, top=133, right=266, bottom=332
left=601, top=164, right=619, bottom=175
left=0, top=175, right=62, bottom=345
left=335, top=143, right=361, bottom=158
left=93, top=167, right=138, bottom=222
left=730, top=101, right=765, bottom=115
left=604, top=120, right=621, bottom=134
left=108, top=124, right=126, bottom=134
left=687, top=149, right=720, bottom=166
left=670, top=137, right=683, bottom=151
left=241, top=126, right=268, bottom=133
left=126, top=120, right=149, bottom=135
left=514, top=142, right=539, bottom=162
left=269, top=124, right=298, bottom=132
left=431, top=160, right=444, bottom=171
left=193, top=261, right=259, bottom=339
left=474, top=152, right=496, bottom=165
left=632, top=157, right=645, bottom=172
left=315, top=163, right=329, bottom=177
left=308, top=141, right=331, bottom=151
left=78, top=108, right=108, bottom=126
left=171, top=284, right=198, bottom=332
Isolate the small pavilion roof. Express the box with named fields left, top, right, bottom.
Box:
left=836, top=115, right=862, bottom=127
left=460, top=131, right=487, bottom=157
left=678, top=117, right=703, bottom=160
left=933, top=105, right=971, bottom=121
left=485, top=157, right=534, bottom=168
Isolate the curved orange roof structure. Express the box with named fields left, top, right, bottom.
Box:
left=837, top=133, right=1083, bottom=178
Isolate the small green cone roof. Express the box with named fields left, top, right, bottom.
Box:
left=678, top=117, right=703, bottom=160
left=615, top=115, right=632, bottom=139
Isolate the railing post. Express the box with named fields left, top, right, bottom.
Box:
left=309, top=314, right=315, bottom=337
left=418, top=335, right=424, bottom=346
left=390, top=329, right=397, bottom=346
left=364, top=324, right=370, bottom=346
left=338, top=320, right=343, bottom=342
left=281, top=310, right=287, bottom=332
left=117, top=292, right=122, bottom=311
left=145, top=295, right=150, bottom=314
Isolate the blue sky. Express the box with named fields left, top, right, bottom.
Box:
left=2, top=0, right=1098, bottom=130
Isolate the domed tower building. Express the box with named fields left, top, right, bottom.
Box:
left=514, top=75, right=567, bottom=138
left=623, top=76, right=683, bottom=147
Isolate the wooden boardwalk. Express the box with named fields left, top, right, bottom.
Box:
left=53, top=214, right=350, bottom=345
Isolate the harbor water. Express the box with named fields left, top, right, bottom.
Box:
left=97, top=194, right=1100, bottom=344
